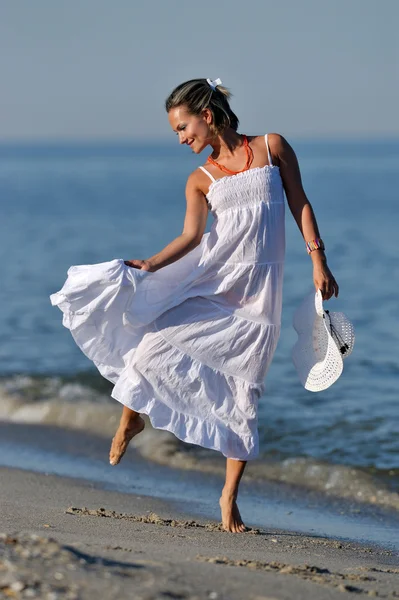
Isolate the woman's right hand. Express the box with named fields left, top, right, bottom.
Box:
left=124, top=259, right=153, bottom=271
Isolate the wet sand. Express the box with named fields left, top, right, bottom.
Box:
left=1, top=456, right=399, bottom=598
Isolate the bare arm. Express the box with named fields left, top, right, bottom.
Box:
left=269, top=133, right=339, bottom=300
left=125, top=171, right=208, bottom=273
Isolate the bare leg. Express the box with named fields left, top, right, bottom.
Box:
left=219, top=458, right=247, bottom=532
left=109, top=405, right=145, bottom=465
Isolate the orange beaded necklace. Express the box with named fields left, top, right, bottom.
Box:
left=206, top=135, right=253, bottom=175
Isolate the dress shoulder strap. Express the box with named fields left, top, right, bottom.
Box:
left=198, top=165, right=216, bottom=183
left=264, top=134, right=273, bottom=166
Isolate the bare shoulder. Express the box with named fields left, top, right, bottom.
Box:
left=266, top=133, right=304, bottom=192
left=266, top=132, right=289, bottom=152
left=249, top=134, right=292, bottom=167
left=268, top=132, right=296, bottom=154
left=186, top=167, right=211, bottom=197
left=184, top=169, right=213, bottom=207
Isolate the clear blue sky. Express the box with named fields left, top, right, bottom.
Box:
left=1, top=0, right=398, bottom=140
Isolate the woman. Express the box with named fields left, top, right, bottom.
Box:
left=51, top=78, right=338, bottom=533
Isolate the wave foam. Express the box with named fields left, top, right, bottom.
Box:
left=1, top=374, right=398, bottom=511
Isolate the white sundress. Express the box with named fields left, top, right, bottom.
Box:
left=50, top=134, right=286, bottom=461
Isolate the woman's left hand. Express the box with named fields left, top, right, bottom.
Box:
left=313, top=261, right=339, bottom=300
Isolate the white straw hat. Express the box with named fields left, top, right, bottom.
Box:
left=292, top=290, right=355, bottom=392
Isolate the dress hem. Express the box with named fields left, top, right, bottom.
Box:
left=111, top=366, right=259, bottom=462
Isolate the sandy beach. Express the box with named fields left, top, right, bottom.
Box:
left=1, top=423, right=398, bottom=600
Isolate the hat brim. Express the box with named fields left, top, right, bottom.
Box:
left=292, top=290, right=347, bottom=392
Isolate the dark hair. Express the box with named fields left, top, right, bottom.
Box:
left=165, top=78, right=239, bottom=134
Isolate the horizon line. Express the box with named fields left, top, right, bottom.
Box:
left=0, top=133, right=399, bottom=145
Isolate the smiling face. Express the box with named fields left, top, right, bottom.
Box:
left=168, top=105, right=213, bottom=154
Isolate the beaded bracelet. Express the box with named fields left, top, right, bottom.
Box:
left=306, top=238, right=325, bottom=255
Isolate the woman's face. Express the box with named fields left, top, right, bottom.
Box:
left=168, top=105, right=212, bottom=154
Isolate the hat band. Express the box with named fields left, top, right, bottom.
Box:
left=325, top=310, right=350, bottom=355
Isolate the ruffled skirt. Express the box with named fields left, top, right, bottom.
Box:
left=50, top=251, right=282, bottom=460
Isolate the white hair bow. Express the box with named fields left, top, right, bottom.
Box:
left=206, top=78, right=222, bottom=91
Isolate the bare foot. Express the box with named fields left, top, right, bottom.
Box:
left=219, top=490, right=247, bottom=533
left=109, top=415, right=145, bottom=465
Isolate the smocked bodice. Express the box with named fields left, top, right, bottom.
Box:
left=205, top=165, right=285, bottom=215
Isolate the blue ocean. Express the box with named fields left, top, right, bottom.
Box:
left=1, top=139, right=398, bottom=508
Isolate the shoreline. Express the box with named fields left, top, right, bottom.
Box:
left=1, top=422, right=399, bottom=550
left=2, top=466, right=398, bottom=599
left=1, top=421, right=399, bottom=598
